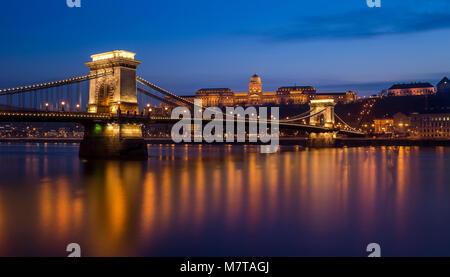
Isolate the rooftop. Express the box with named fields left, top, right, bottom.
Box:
left=389, top=82, right=434, bottom=90
left=316, top=92, right=349, bottom=96
left=278, top=86, right=315, bottom=90
left=197, top=88, right=232, bottom=91
left=438, top=77, right=449, bottom=85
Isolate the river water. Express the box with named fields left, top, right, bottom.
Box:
left=0, top=143, right=449, bottom=257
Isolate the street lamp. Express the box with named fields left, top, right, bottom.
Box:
left=117, top=101, right=122, bottom=115
left=61, top=101, right=65, bottom=112
left=76, top=104, right=80, bottom=112
left=45, top=102, right=49, bottom=112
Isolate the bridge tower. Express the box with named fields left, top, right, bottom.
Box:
left=308, top=99, right=337, bottom=148
left=86, top=50, right=141, bottom=114
left=80, top=50, right=148, bottom=160
left=309, top=99, right=336, bottom=128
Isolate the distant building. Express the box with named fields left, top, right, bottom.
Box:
left=193, top=73, right=316, bottom=106
left=276, top=86, right=316, bottom=105
left=234, top=74, right=280, bottom=106
left=410, top=113, right=450, bottom=138
left=196, top=88, right=234, bottom=107
left=392, top=112, right=411, bottom=135
left=373, top=118, right=394, bottom=134
left=388, top=82, right=435, bottom=96
left=437, top=77, right=450, bottom=95
left=186, top=73, right=356, bottom=107
left=313, top=91, right=357, bottom=104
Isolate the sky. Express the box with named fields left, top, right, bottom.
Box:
left=1, top=0, right=450, bottom=96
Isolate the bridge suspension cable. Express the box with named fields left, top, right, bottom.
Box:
left=136, top=76, right=195, bottom=107
left=280, top=108, right=327, bottom=123
left=137, top=88, right=182, bottom=107
left=0, top=71, right=112, bottom=95
left=334, top=112, right=361, bottom=133
left=281, top=110, right=312, bottom=121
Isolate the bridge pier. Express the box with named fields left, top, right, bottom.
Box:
left=307, top=132, right=337, bottom=148
left=79, top=122, right=148, bottom=160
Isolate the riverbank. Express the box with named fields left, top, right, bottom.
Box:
left=0, top=138, right=82, bottom=143
left=1, top=137, right=450, bottom=147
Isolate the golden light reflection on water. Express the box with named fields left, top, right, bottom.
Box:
left=0, top=192, right=5, bottom=253
left=225, top=154, right=242, bottom=230
left=194, top=157, right=206, bottom=229
left=160, top=166, right=172, bottom=233
left=139, top=172, right=156, bottom=245
left=396, top=147, right=408, bottom=231
left=0, top=145, right=449, bottom=256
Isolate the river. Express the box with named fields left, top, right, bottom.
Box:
left=0, top=143, right=449, bottom=256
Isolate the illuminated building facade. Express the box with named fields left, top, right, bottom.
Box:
left=373, top=119, right=394, bottom=134
left=392, top=112, right=411, bottom=135
left=313, top=91, right=358, bottom=104
left=196, top=88, right=234, bottom=107
left=411, top=113, right=450, bottom=138
left=388, top=83, right=435, bottom=96
left=190, top=73, right=357, bottom=107
left=372, top=113, right=411, bottom=136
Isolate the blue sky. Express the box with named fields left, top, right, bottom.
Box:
left=1, top=0, right=450, bottom=96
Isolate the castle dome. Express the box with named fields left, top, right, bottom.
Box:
left=250, top=73, right=261, bottom=83
left=249, top=73, right=262, bottom=94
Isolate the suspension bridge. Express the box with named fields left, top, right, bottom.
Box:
left=0, top=50, right=364, bottom=159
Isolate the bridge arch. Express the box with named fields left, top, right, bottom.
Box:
left=95, top=81, right=116, bottom=113
left=309, top=99, right=336, bottom=128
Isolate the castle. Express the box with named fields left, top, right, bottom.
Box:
left=184, top=73, right=357, bottom=107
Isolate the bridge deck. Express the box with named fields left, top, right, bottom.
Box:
left=0, top=110, right=365, bottom=137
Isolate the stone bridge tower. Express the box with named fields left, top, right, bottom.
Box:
left=308, top=99, right=337, bottom=148
left=309, top=99, right=336, bottom=128
left=86, top=50, right=141, bottom=114
left=80, top=51, right=148, bottom=160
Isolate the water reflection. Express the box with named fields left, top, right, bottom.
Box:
left=0, top=143, right=450, bottom=256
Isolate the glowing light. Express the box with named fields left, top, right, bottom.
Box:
left=94, top=124, right=102, bottom=135
left=310, top=99, right=335, bottom=104
left=91, top=50, right=136, bottom=61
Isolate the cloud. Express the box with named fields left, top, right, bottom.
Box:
left=264, top=1, right=450, bottom=41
